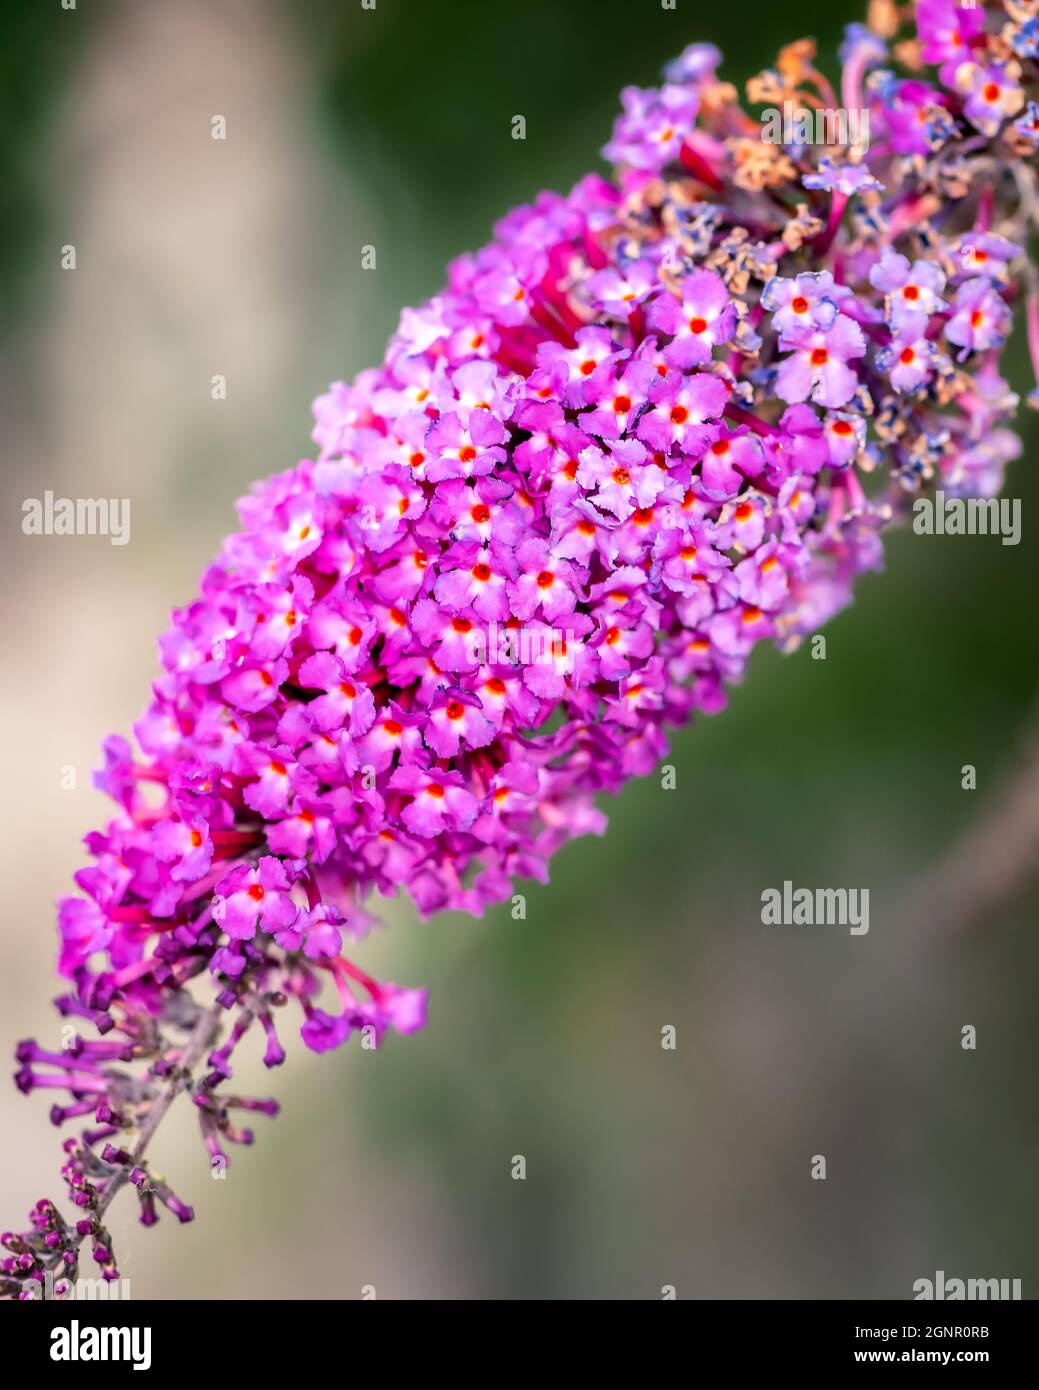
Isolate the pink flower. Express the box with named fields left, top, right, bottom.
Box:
left=214, top=858, right=298, bottom=940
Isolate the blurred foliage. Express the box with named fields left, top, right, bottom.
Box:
left=0, top=1, right=95, bottom=318
left=294, top=0, right=846, bottom=335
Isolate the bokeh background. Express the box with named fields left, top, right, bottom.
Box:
left=2, top=0, right=1037, bottom=1300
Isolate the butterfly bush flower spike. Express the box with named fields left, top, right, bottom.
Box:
left=5, top=1, right=1039, bottom=1297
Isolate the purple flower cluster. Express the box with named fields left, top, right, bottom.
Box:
left=6, top=0, right=1038, bottom=1296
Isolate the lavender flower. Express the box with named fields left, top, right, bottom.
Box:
left=7, top=0, right=1039, bottom=1297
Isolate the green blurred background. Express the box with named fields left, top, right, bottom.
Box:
left=1, top=0, right=1037, bottom=1299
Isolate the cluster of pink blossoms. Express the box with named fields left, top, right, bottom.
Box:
left=6, top=0, right=1038, bottom=1296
